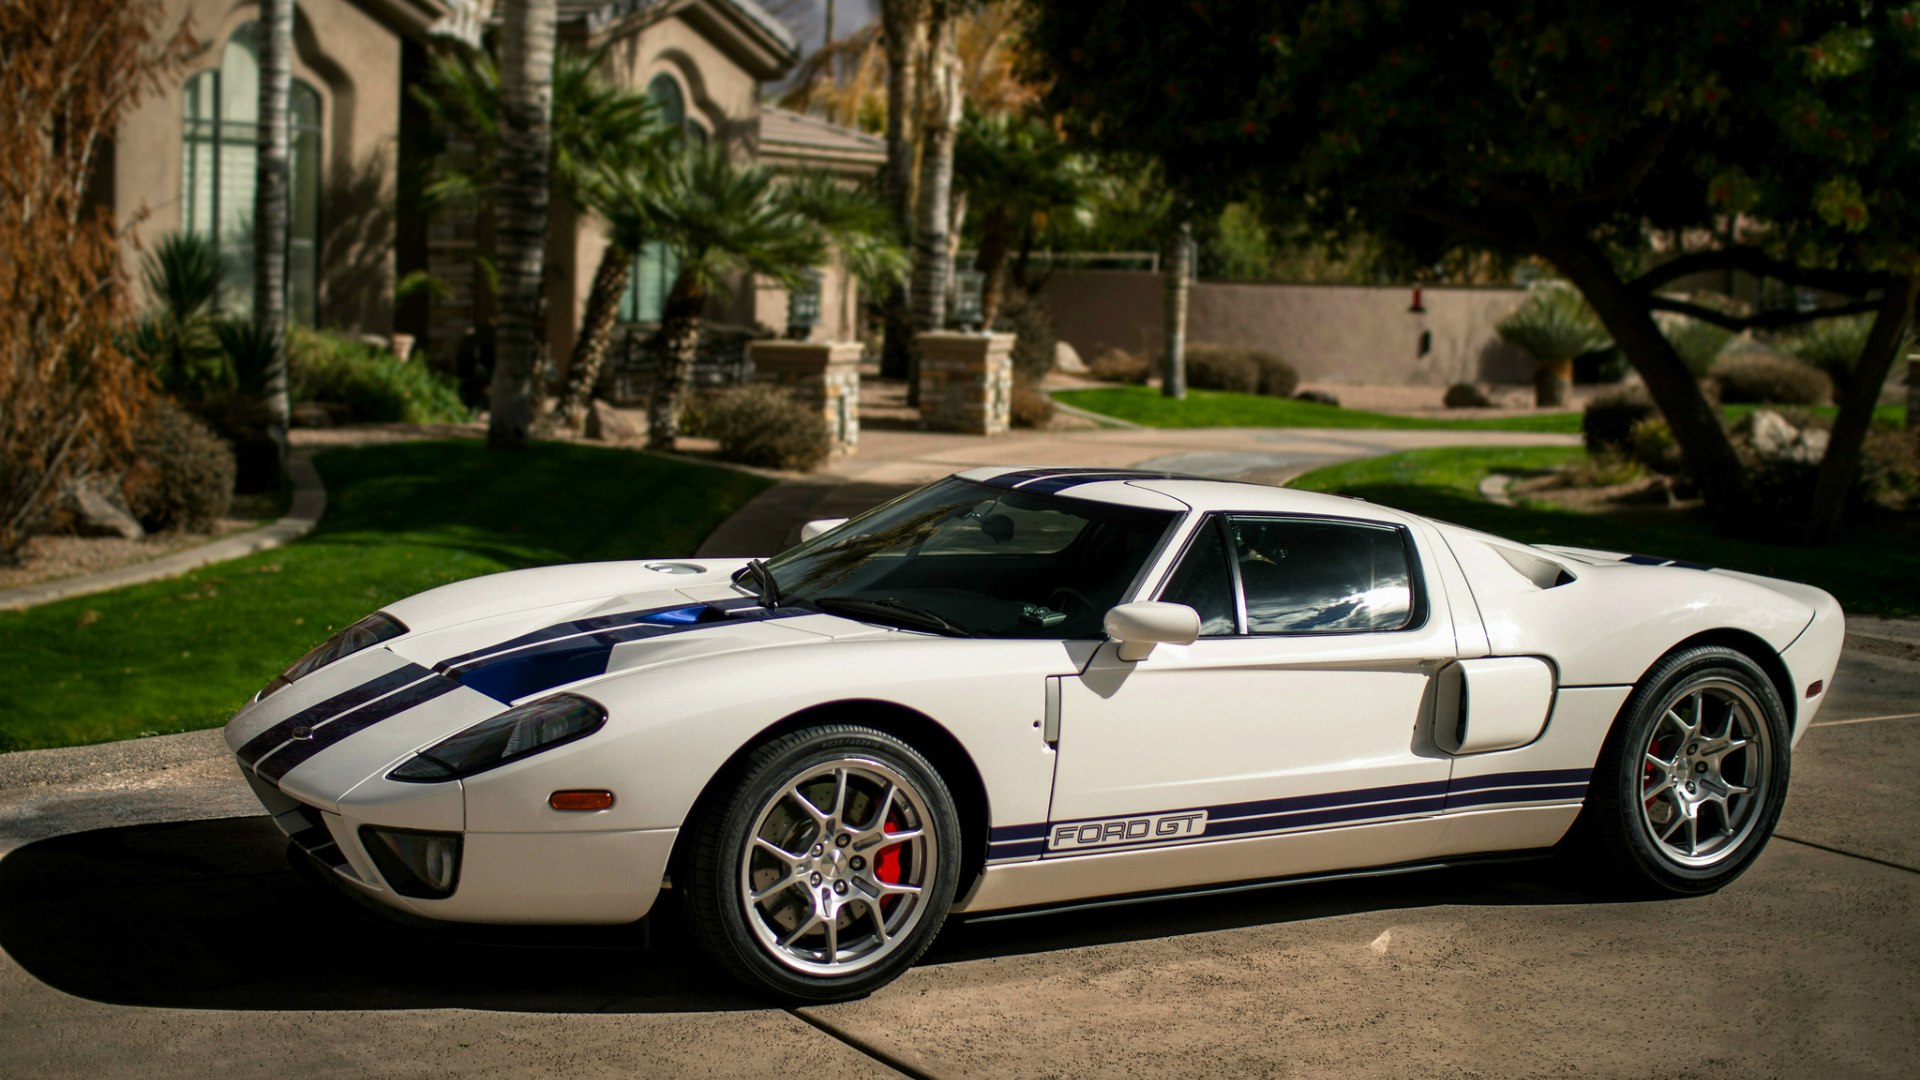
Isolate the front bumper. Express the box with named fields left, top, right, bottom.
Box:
left=244, top=765, right=674, bottom=925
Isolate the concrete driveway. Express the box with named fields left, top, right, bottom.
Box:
left=2, top=621, right=1914, bottom=1078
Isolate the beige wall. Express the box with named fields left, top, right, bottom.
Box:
left=113, top=0, right=403, bottom=332
left=1039, top=271, right=1537, bottom=386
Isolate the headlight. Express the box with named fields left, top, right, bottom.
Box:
left=258, top=611, right=408, bottom=701
left=387, top=693, right=607, bottom=783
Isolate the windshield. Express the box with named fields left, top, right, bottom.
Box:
left=762, top=477, right=1181, bottom=639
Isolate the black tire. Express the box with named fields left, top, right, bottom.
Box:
left=1574, top=645, right=1790, bottom=896
left=680, top=724, right=962, bottom=1003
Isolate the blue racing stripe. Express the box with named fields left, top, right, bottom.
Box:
left=253, top=672, right=463, bottom=783
left=434, top=597, right=764, bottom=671
left=237, top=664, right=430, bottom=767
left=1443, top=783, right=1589, bottom=811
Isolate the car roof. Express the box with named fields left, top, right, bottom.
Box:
left=958, top=466, right=1413, bottom=525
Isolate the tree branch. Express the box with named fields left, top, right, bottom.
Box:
left=1630, top=246, right=1883, bottom=297
left=1645, top=294, right=1884, bottom=331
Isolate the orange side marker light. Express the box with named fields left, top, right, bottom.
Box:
left=550, top=789, right=615, bottom=811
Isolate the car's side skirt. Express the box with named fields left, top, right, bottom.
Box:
left=953, top=804, right=1581, bottom=914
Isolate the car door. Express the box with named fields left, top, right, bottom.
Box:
left=1046, top=513, right=1458, bottom=861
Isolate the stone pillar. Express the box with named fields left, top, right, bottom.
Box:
left=747, top=340, right=862, bottom=454
left=916, top=332, right=1014, bottom=435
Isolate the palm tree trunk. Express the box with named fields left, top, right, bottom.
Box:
left=878, top=0, right=921, bottom=382
left=648, top=274, right=705, bottom=451
left=253, top=0, right=292, bottom=469
left=976, top=204, right=1012, bottom=327
left=910, top=8, right=959, bottom=334
left=1161, top=219, right=1191, bottom=400
left=556, top=245, right=632, bottom=428
left=1806, top=273, right=1920, bottom=542
left=490, top=0, right=557, bottom=451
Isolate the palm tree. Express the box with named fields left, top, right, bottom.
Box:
left=1497, top=285, right=1613, bottom=407
left=490, top=0, right=557, bottom=451
left=1162, top=216, right=1191, bottom=400
left=954, top=109, right=1090, bottom=326
left=253, top=0, right=292, bottom=469
left=910, top=2, right=961, bottom=339
left=877, top=0, right=924, bottom=382
left=641, top=151, right=847, bottom=451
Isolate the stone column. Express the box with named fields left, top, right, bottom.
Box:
left=747, top=340, right=862, bottom=454
left=916, top=332, right=1014, bottom=435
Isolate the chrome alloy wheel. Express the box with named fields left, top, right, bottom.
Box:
left=1636, top=677, right=1773, bottom=868
left=739, top=756, right=936, bottom=977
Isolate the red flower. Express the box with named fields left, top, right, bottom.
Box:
left=1778, top=19, right=1793, bottom=38
left=1189, top=1, right=1206, bottom=16
left=1266, top=33, right=1282, bottom=46
left=1828, top=127, right=1845, bottom=140
left=1843, top=205, right=1865, bottom=221
left=1242, top=120, right=1257, bottom=135
left=1596, top=33, right=1613, bottom=53
left=1573, top=132, right=1589, bottom=145
left=1387, top=52, right=1402, bottom=66
left=1713, top=185, right=1730, bottom=202
left=1804, top=110, right=1821, bottom=129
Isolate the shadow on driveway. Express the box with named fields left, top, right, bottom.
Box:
left=0, top=815, right=1635, bottom=1013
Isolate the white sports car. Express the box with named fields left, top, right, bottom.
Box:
left=224, top=467, right=1843, bottom=1001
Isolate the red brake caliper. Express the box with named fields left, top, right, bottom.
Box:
left=875, top=811, right=904, bottom=913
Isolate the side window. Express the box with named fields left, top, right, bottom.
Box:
left=1231, top=517, right=1417, bottom=633
left=1158, top=519, right=1238, bottom=636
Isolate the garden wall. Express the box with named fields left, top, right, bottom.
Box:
left=1037, top=271, right=1538, bottom=387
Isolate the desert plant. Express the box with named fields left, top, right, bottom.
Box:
left=1010, top=375, right=1056, bottom=428
left=1088, top=348, right=1152, bottom=384
left=1581, top=386, right=1659, bottom=453
left=1662, top=317, right=1735, bottom=377
left=1783, top=315, right=1916, bottom=401
left=692, top=384, right=831, bottom=471
left=134, top=232, right=226, bottom=396
left=1710, top=350, right=1833, bottom=405
left=1496, top=285, right=1612, bottom=406
left=123, top=396, right=236, bottom=532
left=1180, top=345, right=1261, bottom=394
left=0, top=0, right=186, bottom=564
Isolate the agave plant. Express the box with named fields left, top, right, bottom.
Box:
left=133, top=232, right=225, bottom=395
left=1661, top=317, right=1736, bottom=378
left=1783, top=314, right=1915, bottom=400
left=1496, top=284, right=1612, bottom=406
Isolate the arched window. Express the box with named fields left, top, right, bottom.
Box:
left=619, top=73, right=706, bottom=323
left=182, top=22, right=322, bottom=322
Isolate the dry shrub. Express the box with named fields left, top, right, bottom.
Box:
left=1445, top=383, right=1494, bottom=408
left=1011, top=376, right=1056, bottom=428
left=0, top=0, right=191, bottom=563
left=1710, top=350, right=1832, bottom=405
left=1169, top=344, right=1300, bottom=397
left=1581, top=386, right=1658, bottom=452
left=123, top=396, right=235, bottom=532
left=694, top=384, right=831, bottom=471
left=1087, top=348, right=1152, bottom=384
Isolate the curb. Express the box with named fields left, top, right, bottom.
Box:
left=0, top=450, right=327, bottom=612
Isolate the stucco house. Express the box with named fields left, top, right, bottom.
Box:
left=100, top=0, right=878, bottom=392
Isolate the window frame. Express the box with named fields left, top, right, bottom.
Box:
left=1153, top=511, right=1429, bottom=637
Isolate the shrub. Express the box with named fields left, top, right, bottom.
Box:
left=1857, top=430, right=1920, bottom=513
left=289, top=328, right=471, bottom=424
left=1254, top=352, right=1301, bottom=397
left=996, top=290, right=1058, bottom=383
left=1710, top=349, right=1832, bottom=405
left=1781, top=315, right=1915, bottom=400
left=1445, top=383, right=1493, bottom=408
left=1581, top=386, right=1658, bottom=452
left=188, top=391, right=281, bottom=493
left=1010, top=376, right=1056, bottom=428
left=1182, top=345, right=1261, bottom=394
left=693, top=384, right=831, bottom=471
left=123, top=396, right=235, bottom=532
left=1087, top=348, right=1152, bottom=384
left=1627, top=416, right=1687, bottom=476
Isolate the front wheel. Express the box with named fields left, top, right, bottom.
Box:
left=1577, top=645, right=1790, bottom=895
left=681, top=725, right=961, bottom=1002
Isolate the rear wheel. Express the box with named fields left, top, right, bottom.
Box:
left=681, top=725, right=960, bottom=1002
left=1578, top=646, right=1789, bottom=895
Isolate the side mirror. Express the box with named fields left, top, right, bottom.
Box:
left=800, top=518, right=848, bottom=543
left=1103, top=601, right=1200, bottom=662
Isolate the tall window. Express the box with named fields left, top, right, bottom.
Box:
left=182, top=22, right=322, bottom=322
left=617, top=73, right=706, bottom=323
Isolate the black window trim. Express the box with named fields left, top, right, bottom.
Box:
left=1152, top=511, right=1430, bottom=638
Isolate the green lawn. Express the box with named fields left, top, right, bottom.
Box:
left=1056, top=386, right=1583, bottom=432
left=1289, top=446, right=1920, bottom=618
left=1058, top=385, right=1909, bottom=432
left=0, top=440, right=770, bottom=751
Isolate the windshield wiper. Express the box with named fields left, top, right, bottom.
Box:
left=811, top=595, right=976, bottom=638
left=734, top=559, right=781, bottom=608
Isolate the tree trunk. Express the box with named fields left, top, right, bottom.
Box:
left=489, top=0, right=556, bottom=451
left=1161, top=219, right=1191, bottom=400
left=1534, top=357, right=1573, bottom=407
left=976, top=204, right=1013, bottom=327
left=556, top=245, right=632, bottom=428
left=878, top=0, right=922, bottom=382
left=253, top=0, right=292, bottom=471
left=647, top=274, right=705, bottom=451
left=1546, top=235, right=1750, bottom=521
left=1806, top=273, right=1920, bottom=543
left=910, top=8, right=960, bottom=335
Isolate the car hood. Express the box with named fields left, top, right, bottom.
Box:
left=223, top=560, right=890, bottom=805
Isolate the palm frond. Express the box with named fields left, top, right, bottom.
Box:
left=141, top=232, right=222, bottom=323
